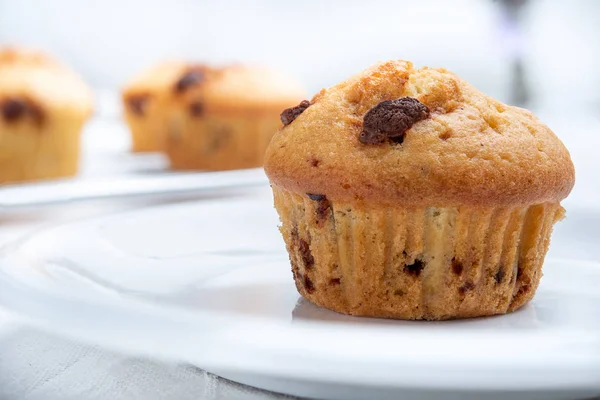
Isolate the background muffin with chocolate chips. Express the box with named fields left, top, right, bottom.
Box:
left=0, top=47, right=93, bottom=183
left=264, top=60, right=575, bottom=320
left=122, top=60, right=188, bottom=152
left=164, top=64, right=305, bottom=171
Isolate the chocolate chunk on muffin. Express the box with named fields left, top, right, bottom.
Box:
left=281, top=100, right=311, bottom=126
left=359, top=97, right=429, bottom=144
left=0, top=47, right=93, bottom=183
left=264, top=60, right=575, bottom=320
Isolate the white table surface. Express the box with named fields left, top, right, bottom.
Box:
left=0, top=110, right=598, bottom=400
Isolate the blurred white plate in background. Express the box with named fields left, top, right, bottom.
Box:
left=0, top=187, right=599, bottom=400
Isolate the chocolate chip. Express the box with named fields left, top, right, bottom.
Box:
left=280, top=100, right=310, bottom=126
left=175, top=69, right=205, bottom=93
left=189, top=101, right=204, bottom=117
left=291, top=227, right=314, bottom=269
left=458, top=280, right=476, bottom=295
left=329, top=278, right=341, bottom=286
left=494, top=268, right=505, bottom=284
left=2, top=98, right=26, bottom=122
left=310, top=158, right=320, bottom=167
left=303, top=275, right=315, bottom=294
left=307, top=193, right=325, bottom=201
left=393, top=289, right=404, bottom=296
left=359, top=97, right=430, bottom=145
left=316, top=198, right=331, bottom=222
left=451, top=258, right=463, bottom=275
left=307, top=194, right=331, bottom=223
left=404, top=259, right=425, bottom=276
left=1, top=97, right=44, bottom=125
left=126, top=94, right=150, bottom=116
left=298, top=238, right=314, bottom=269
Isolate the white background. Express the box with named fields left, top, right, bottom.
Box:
left=1, top=0, right=599, bottom=110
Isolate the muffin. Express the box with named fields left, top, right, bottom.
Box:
left=121, top=60, right=187, bottom=152
left=264, top=60, right=575, bottom=320
left=164, top=64, right=305, bottom=171
left=0, top=47, right=93, bottom=183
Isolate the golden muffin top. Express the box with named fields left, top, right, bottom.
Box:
left=264, top=60, right=575, bottom=206
left=122, top=61, right=305, bottom=118
left=0, top=47, right=93, bottom=126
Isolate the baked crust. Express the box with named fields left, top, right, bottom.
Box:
left=0, top=47, right=93, bottom=120
left=264, top=60, right=575, bottom=206
left=0, top=47, right=92, bottom=183
left=122, top=61, right=305, bottom=155
left=123, top=62, right=305, bottom=115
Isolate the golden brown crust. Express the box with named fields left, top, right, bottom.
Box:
left=123, top=62, right=305, bottom=114
left=122, top=61, right=305, bottom=155
left=174, top=64, right=305, bottom=114
left=0, top=47, right=56, bottom=66
left=122, top=60, right=188, bottom=99
left=264, top=61, right=575, bottom=206
left=121, top=61, right=189, bottom=152
left=0, top=47, right=93, bottom=119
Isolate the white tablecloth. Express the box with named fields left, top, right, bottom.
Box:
left=0, top=328, right=295, bottom=400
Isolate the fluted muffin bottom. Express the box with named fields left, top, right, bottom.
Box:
left=273, top=186, right=565, bottom=320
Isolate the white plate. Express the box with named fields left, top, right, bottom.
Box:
left=0, top=188, right=599, bottom=400
left=0, top=168, right=268, bottom=209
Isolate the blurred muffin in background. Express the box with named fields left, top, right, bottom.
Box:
left=121, top=60, right=187, bottom=152
left=165, top=64, right=305, bottom=171
left=0, top=47, right=93, bottom=183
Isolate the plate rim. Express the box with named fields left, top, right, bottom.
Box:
left=1, top=255, right=600, bottom=391
left=1, top=197, right=600, bottom=392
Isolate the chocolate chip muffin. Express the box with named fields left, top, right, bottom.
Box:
left=264, top=60, right=575, bottom=320
left=164, top=64, right=305, bottom=170
left=122, top=60, right=188, bottom=152
left=0, top=47, right=93, bottom=183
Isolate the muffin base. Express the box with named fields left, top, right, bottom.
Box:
left=126, top=113, right=167, bottom=153
left=0, top=117, right=84, bottom=183
left=273, top=186, right=565, bottom=320
left=166, top=111, right=282, bottom=171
